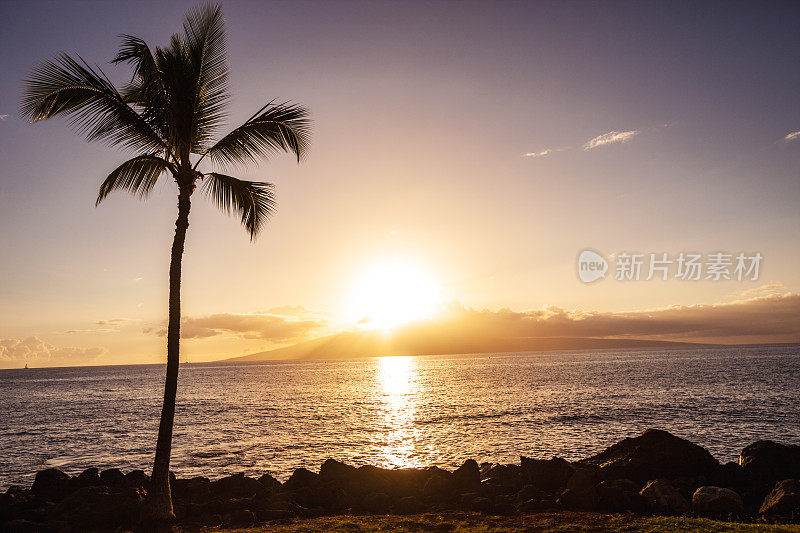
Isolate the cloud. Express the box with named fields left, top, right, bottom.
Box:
left=522, top=148, right=556, bottom=158
left=784, top=131, right=800, bottom=142
left=0, top=114, right=8, bottom=120
left=63, top=318, right=132, bottom=334
left=145, top=312, right=328, bottom=341
left=0, top=337, right=106, bottom=368
left=583, top=130, right=639, bottom=150
left=423, top=291, right=800, bottom=344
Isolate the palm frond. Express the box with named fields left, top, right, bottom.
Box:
left=201, top=172, right=276, bottom=239
left=182, top=2, right=229, bottom=152
left=96, top=154, right=174, bottom=205
left=20, top=53, right=166, bottom=154
left=203, top=101, right=311, bottom=168
left=114, top=35, right=172, bottom=145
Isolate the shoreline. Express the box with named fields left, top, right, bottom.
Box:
left=3, top=429, right=799, bottom=531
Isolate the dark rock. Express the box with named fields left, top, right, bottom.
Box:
left=597, top=479, right=646, bottom=513
left=421, top=468, right=457, bottom=503
left=283, top=468, right=321, bottom=492
left=173, top=476, right=212, bottom=503
left=124, top=469, right=149, bottom=489
left=464, top=495, right=493, bottom=514
left=1, top=486, right=39, bottom=524
left=691, top=486, right=744, bottom=517
left=53, top=485, right=145, bottom=528
left=580, top=429, right=719, bottom=485
left=480, top=463, right=522, bottom=492
left=222, top=508, right=256, bottom=527
left=492, top=494, right=516, bottom=515
left=520, top=456, right=575, bottom=494
left=640, top=479, right=689, bottom=515
left=214, top=473, right=261, bottom=499
left=740, top=441, right=800, bottom=505
left=319, top=459, right=358, bottom=485
left=514, top=485, right=546, bottom=505
left=395, top=495, right=425, bottom=514
left=362, top=492, right=391, bottom=513
left=453, top=459, right=480, bottom=490
left=73, top=468, right=100, bottom=488
left=99, top=468, right=125, bottom=487
left=557, top=467, right=599, bottom=510
left=759, top=479, right=800, bottom=518
left=31, top=469, right=70, bottom=502
left=257, top=473, right=282, bottom=494
left=709, top=461, right=745, bottom=489
left=0, top=519, right=41, bottom=532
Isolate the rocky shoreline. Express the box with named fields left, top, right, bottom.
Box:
left=2, top=429, right=799, bottom=531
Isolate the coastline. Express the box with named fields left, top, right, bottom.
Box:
left=3, top=429, right=799, bottom=531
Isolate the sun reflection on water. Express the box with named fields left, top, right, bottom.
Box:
left=376, top=356, right=421, bottom=468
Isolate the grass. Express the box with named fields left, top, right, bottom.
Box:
left=198, top=511, right=800, bottom=533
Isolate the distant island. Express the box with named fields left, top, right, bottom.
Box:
left=227, top=330, right=711, bottom=362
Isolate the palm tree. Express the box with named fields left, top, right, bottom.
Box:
left=20, top=3, right=310, bottom=521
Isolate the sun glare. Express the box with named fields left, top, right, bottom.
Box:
left=347, top=258, right=441, bottom=330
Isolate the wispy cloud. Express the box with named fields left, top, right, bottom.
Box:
left=784, top=131, right=800, bottom=142
left=522, top=148, right=556, bottom=158
left=145, top=311, right=328, bottom=342
left=583, top=130, right=639, bottom=150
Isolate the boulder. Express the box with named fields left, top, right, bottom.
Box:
left=520, top=456, right=574, bottom=494
left=53, top=485, right=145, bottom=529
left=213, top=473, right=261, bottom=499
left=99, top=468, right=125, bottom=487
left=124, top=470, right=150, bottom=489
left=640, top=479, right=689, bottom=515
left=73, top=468, right=100, bottom=488
left=257, top=473, right=282, bottom=494
left=759, top=479, right=800, bottom=518
left=31, top=469, right=71, bottom=502
left=319, top=459, right=358, bottom=485
left=580, top=429, right=718, bottom=484
left=395, top=495, right=425, bottom=514
left=691, top=486, right=744, bottom=517
left=480, top=464, right=522, bottom=492
left=222, top=508, right=256, bottom=528
left=453, top=459, right=481, bottom=491
left=463, top=494, right=493, bottom=514
left=740, top=441, right=800, bottom=501
left=557, top=467, right=599, bottom=510
left=283, top=468, right=321, bottom=492
left=361, top=492, right=391, bottom=513
left=597, top=479, right=646, bottom=512
left=421, top=468, right=457, bottom=503
left=173, top=476, right=212, bottom=503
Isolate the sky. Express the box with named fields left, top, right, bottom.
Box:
left=1, top=0, right=799, bottom=367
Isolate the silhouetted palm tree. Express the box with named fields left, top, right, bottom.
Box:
left=20, top=3, right=310, bottom=521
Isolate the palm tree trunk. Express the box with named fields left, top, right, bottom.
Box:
left=149, top=187, right=192, bottom=520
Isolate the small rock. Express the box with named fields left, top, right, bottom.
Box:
left=759, top=479, right=800, bottom=518
left=691, top=486, right=744, bottom=517
left=640, top=479, right=689, bottom=515
left=124, top=470, right=149, bottom=489
left=362, top=492, right=390, bottom=513
left=597, top=478, right=646, bottom=512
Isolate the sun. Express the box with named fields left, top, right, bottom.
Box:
left=347, top=258, right=442, bottom=330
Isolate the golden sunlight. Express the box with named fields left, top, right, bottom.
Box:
left=347, top=258, right=442, bottom=330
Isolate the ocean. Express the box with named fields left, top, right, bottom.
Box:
left=1, top=344, right=798, bottom=490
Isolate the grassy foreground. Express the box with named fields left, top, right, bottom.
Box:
left=200, top=511, right=800, bottom=533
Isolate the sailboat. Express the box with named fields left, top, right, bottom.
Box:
left=24, top=363, right=29, bottom=369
